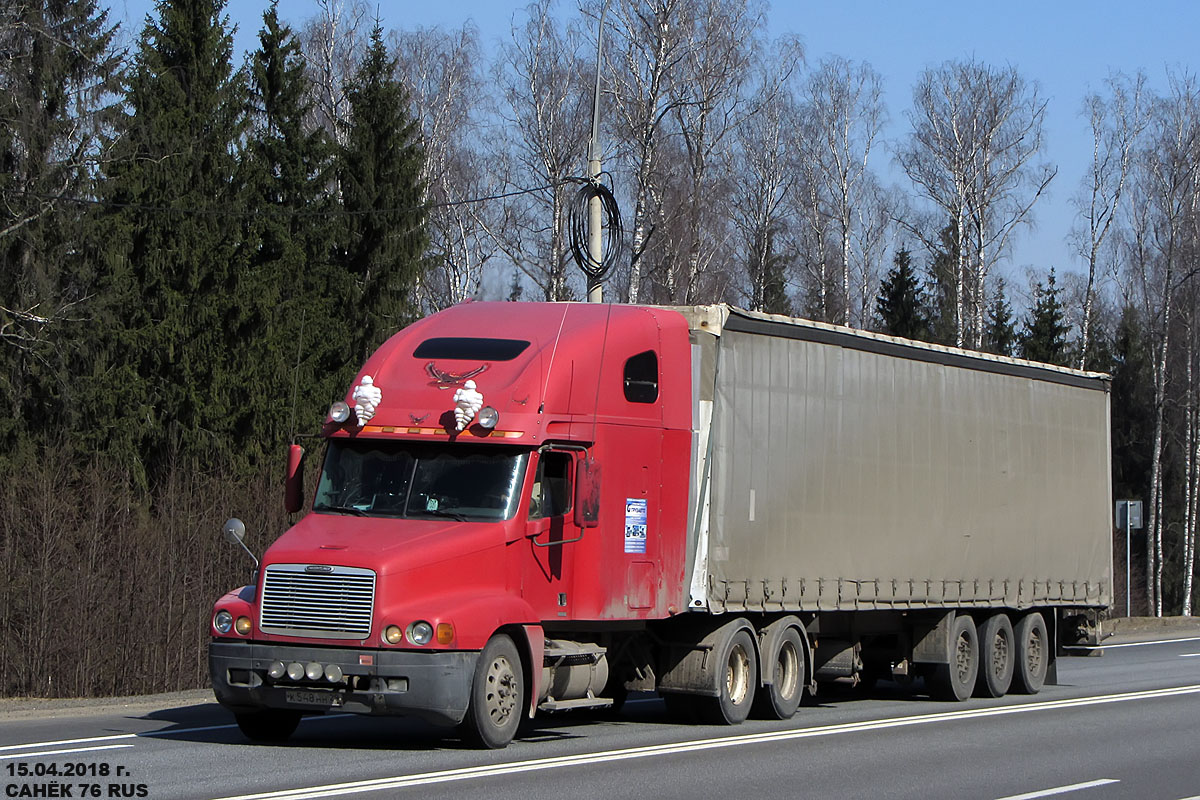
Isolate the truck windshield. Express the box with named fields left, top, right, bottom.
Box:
left=313, top=439, right=528, bottom=522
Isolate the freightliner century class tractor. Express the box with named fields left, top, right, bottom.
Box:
left=210, top=302, right=1111, bottom=748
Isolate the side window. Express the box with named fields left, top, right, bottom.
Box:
left=529, top=452, right=573, bottom=519
left=623, top=350, right=659, bottom=403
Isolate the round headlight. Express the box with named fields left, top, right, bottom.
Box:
left=214, top=610, right=233, bottom=634
left=235, top=616, right=252, bottom=635
left=383, top=625, right=403, bottom=645
left=329, top=401, right=351, bottom=423
left=408, top=621, right=434, bottom=646
left=477, top=406, right=499, bottom=430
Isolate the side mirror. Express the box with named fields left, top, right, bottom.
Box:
left=285, top=444, right=306, bottom=514
left=222, top=517, right=259, bottom=569
left=573, top=457, right=601, bottom=529
left=223, top=517, right=246, bottom=545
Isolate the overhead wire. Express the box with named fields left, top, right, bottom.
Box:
left=0, top=182, right=562, bottom=218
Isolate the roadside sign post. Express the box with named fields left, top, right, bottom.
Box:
left=1116, top=500, right=1143, bottom=617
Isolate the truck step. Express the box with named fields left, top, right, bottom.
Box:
left=537, top=696, right=614, bottom=713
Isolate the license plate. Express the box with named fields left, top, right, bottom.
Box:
left=285, top=689, right=341, bottom=708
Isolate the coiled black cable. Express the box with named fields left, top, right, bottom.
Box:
left=567, top=176, right=623, bottom=288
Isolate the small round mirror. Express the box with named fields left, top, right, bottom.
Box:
left=223, top=518, right=246, bottom=544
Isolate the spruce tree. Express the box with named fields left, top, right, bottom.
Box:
left=926, top=220, right=960, bottom=346
left=982, top=279, right=1018, bottom=357
left=0, top=0, right=122, bottom=450
left=1110, top=305, right=1154, bottom=499
left=876, top=248, right=929, bottom=340
left=86, top=0, right=248, bottom=477
left=242, top=3, right=346, bottom=448
left=760, top=226, right=793, bottom=316
left=1019, top=269, right=1071, bottom=366
left=337, top=25, right=430, bottom=364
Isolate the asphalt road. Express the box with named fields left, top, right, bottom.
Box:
left=3, top=632, right=1200, bottom=800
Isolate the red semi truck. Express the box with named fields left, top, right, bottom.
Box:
left=209, top=302, right=1112, bottom=748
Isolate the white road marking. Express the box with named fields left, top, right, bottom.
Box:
left=0, top=744, right=134, bottom=761
left=1065, top=635, right=1200, bottom=651
left=208, top=685, right=1200, bottom=800
left=0, top=713, right=354, bottom=754
left=994, top=778, right=1119, bottom=799
left=1178, top=653, right=1200, bottom=657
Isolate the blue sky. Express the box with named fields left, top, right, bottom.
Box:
left=112, top=0, right=1200, bottom=301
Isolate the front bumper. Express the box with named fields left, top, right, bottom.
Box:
left=209, top=640, right=478, bottom=727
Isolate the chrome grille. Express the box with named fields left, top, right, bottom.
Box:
left=260, top=564, right=375, bottom=639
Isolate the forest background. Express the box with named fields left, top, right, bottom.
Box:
left=1, top=0, right=1198, bottom=698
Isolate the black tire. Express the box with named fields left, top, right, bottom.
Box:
left=702, top=627, right=758, bottom=724
left=460, top=634, right=524, bottom=749
left=234, top=709, right=301, bottom=742
left=975, top=613, right=1015, bottom=698
left=927, top=614, right=979, bottom=702
left=752, top=627, right=804, bottom=720
left=1012, top=612, right=1049, bottom=694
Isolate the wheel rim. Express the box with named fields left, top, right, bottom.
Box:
left=991, top=628, right=1010, bottom=679
left=1025, top=626, right=1043, bottom=676
left=726, top=642, right=751, bottom=704
left=776, top=640, right=799, bottom=700
left=484, top=654, right=518, bottom=726
left=954, top=631, right=973, bottom=684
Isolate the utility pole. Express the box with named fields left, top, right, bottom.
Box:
left=586, top=2, right=607, bottom=303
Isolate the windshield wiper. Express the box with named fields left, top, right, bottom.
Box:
left=314, top=504, right=368, bottom=516
left=419, top=508, right=470, bottom=522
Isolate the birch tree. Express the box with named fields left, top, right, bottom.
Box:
left=667, top=0, right=762, bottom=303
left=1072, top=72, right=1147, bottom=369
left=731, top=38, right=802, bottom=311
left=801, top=56, right=886, bottom=326
left=300, top=0, right=370, bottom=146
left=1133, top=73, right=1200, bottom=616
left=899, top=60, right=1054, bottom=348
left=392, top=24, right=499, bottom=309
left=490, top=1, right=590, bottom=301
left=606, top=0, right=691, bottom=303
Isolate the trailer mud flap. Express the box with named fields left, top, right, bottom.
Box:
left=657, top=617, right=754, bottom=696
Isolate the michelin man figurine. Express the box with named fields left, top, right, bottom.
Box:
left=453, top=380, right=483, bottom=431
left=352, top=375, right=382, bottom=426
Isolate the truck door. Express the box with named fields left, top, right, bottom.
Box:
left=521, top=448, right=582, bottom=618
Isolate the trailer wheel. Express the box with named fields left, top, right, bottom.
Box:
left=234, top=709, right=301, bottom=742
left=928, top=614, right=978, bottom=702
left=703, top=628, right=757, bottom=724
left=974, top=613, right=1015, bottom=698
left=1012, top=612, right=1049, bottom=694
left=752, top=626, right=804, bottom=720
left=460, top=634, right=524, bottom=749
